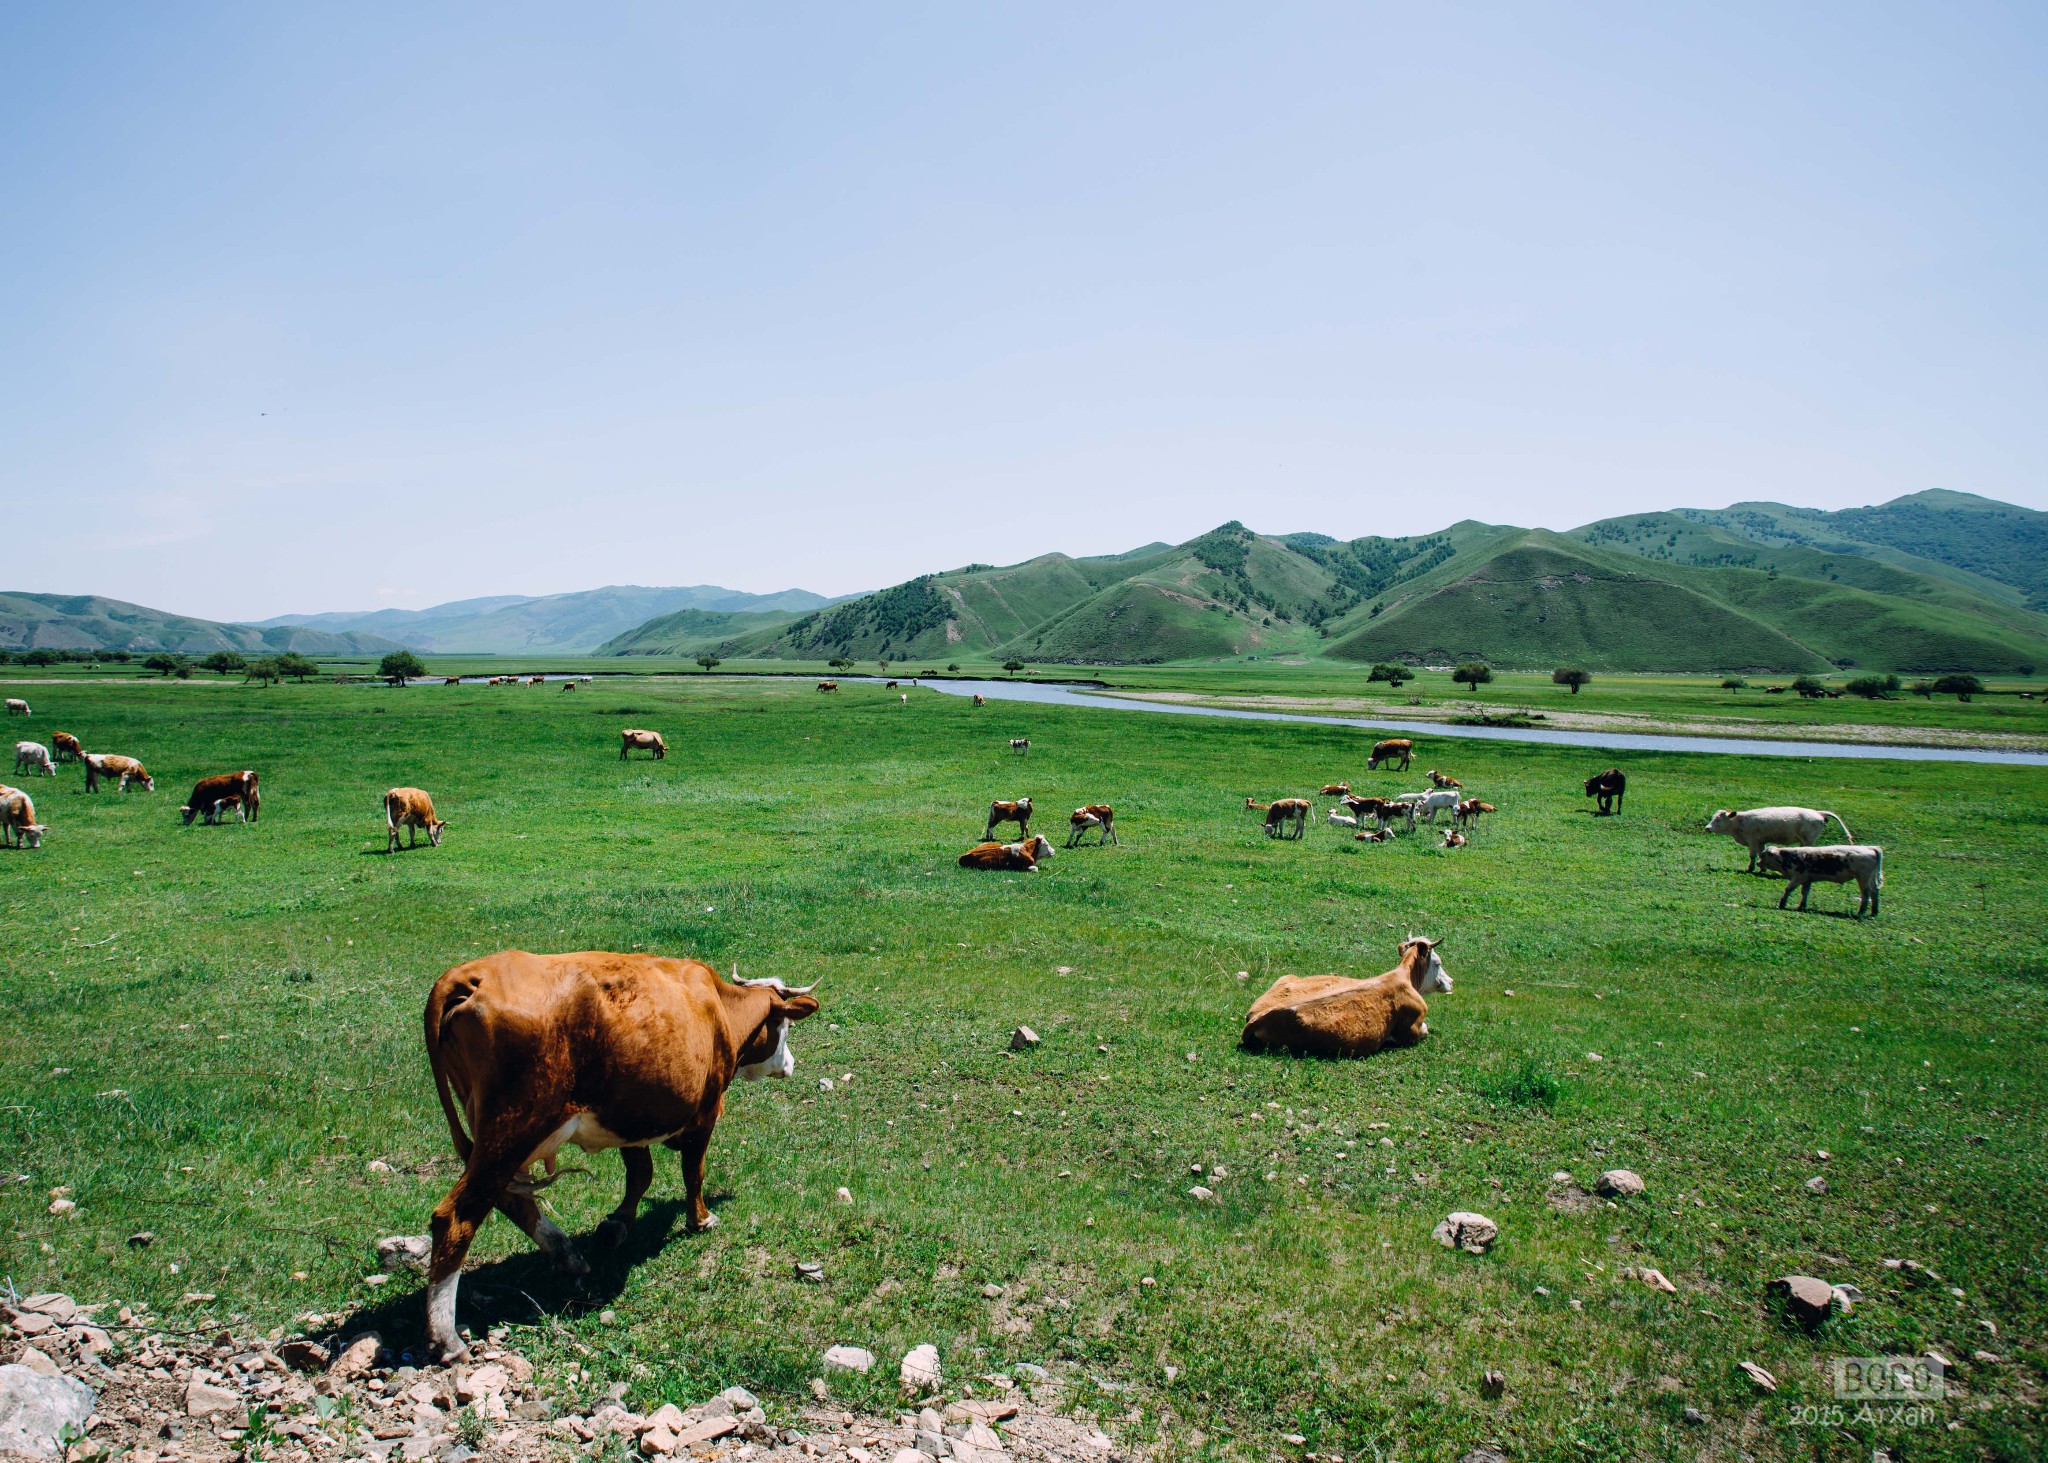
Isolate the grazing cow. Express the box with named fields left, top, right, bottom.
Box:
left=1009, top=738, right=1030, bottom=756
left=1452, top=798, right=1496, bottom=830
left=1440, top=829, right=1468, bottom=849
left=816, top=681, right=838, bottom=693
left=445, top=677, right=464, bottom=686
left=972, top=694, right=986, bottom=707
left=1416, top=788, right=1461, bottom=823
left=386, top=787, right=447, bottom=852
left=0, top=785, right=47, bottom=849
left=1067, top=804, right=1118, bottom=846
left=1262, top=797, right=1311, bottom=839
left=182, top=770, right=260, bottom=824
left=620, top=729, right=667, bottom=760
left=421, top=953, right=819, bottom=1362
left=560, top=680, right=576, bottom=692
left=13, top=742, right=56, bottom=777
left=884, top=680, right=898, bottom=689
left=1425, top=769, right=1462, bottom=790
left=1318, top=781, right=1351, bottom=797
left=983, top=796, right=1033, bottom=840
left=958, top=835, right=1057, bottom=870
left=84, top=754, right=155, bottom=793
left=5, top=698, right=29, bottom=716
left=51, top=731, right=82, bottom=763
left=1706, top=806, right=1853, bottom=873
left=1759, top=844, right=1884, bottom=917
left=1583, top=768, right=1626, bottom=815
left=1368, top=739, right=1413, bottom=772
left=1240, top=938, right=1450, bottom=1057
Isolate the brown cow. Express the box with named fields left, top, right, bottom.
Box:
left=51, top=731, right=83, bottom=763
left=983, top=796, right=1032, bottom=840
left=1240, top=938, right=1450, bottom=1058
left=386, top=787, right=447, bottom=852
left=1583, top=768, right=1626, bottom=815
left=816, top=680, right=838, bottom=693
left=0, top=784, right=48, bottom=849
left=421, top=953, right=819, bottom=1361
left=958, top=834, right=1056, bottom=871
left=1452, top=798, right=1496, bottom=830
left=1317, top=781, right=1351, bottom=797
left=182, top=770, right=260, bottom=824
left=1254, top=797, right=1310, bottom=839
left=1067, top=804, right=1117, bottom=847
left=620, top=729, right=667, bottom=760
left=971, top=694, right=986, bottom=707
left=85, top=753, right=155, bottom=793
left=1368, top=739, right=1413, bottom=772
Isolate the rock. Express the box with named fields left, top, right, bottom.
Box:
left=1014, top=1363, right=1050, bottom=1383
left=1009, top=1027, right=1040, bottom=1051
left=1640, top=1267, right=1678, bottom=1294
left=823, top=1345, right=875, bottom=1374
left=1187, top=1186, right=1216, bottom=1202
left=809, top=1377, right=830, bottom=1399
left=818, top=1078, right=836, bottom=1092
left=1737, top=1361, right=1778, bottom=1392
left=329, top=1333, right=382, bottom=1379
left=1459, top=1450, right=1508, bottom=1463
left=127, top=1231, right=155, bottom=1248
left=1768, top=1275, right=1836, bottom=1327
left=0, top=1365, right=96, bottom=1463
left=836, top=1187, right=854, bottom=1205
left=1594, top=1169, right=1643, bottom=1198
left=456, top=1364, right=508, bottom=1402
left=981, top=1284, right=1003, bottom=1299
left=7, top=1314, right=53, bottom=1338
left=1433, top=1212, right=1499, bottom=1253
left=901, top=1343, right=942, bottom=1392
left=184, top=1374, right=241, bottom=1417
left=640, top=1423, right=679, bottom=1456
left=889, top=1451, right=926, bottom=1463
left=377, top=1235, right=432, bottom=1274
left=796, top=1262, right=825, bottom=1283
left=720, top=1386, right=760, bottom=1410
left=1973, top=1350, right=2002, bottom=1365
left=10, top=1351, right=58, bottom=1381
left=1830, top=1283, right=1862, bottom=1315
left=1480, top=1370, right=1505, bottom=1397
left=1804, top=1176, right=1829, bottom=1195
left=279, top=1339, right=330, bottom=1372
left=1683, top=1406, right=1705, bottom=1426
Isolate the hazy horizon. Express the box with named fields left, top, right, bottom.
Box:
left=4, top=4, right=2044, bottom=622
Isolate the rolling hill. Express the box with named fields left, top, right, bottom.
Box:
left=596, top=607, right=807, bottom=656
left=665, top=492, right=2048, bottom=672
left=259, top=584, right=841, bottom=655
left=0, top=593, right=401, bottom=657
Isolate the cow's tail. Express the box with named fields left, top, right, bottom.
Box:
left=423, top=981, right=474, bottom=1164
left=1873, top=847, right=1884, bottom=889
left=1822, top=810, right=1854, bottom=843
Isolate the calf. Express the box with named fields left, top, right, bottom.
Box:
left=1009, top=738, right=1030, bottom=756
left=971, top=694, right=986, bottom=707
left=0, top=785, right=48, bottom=849
left=1452, top=798, right=1496, bottom=830
left=13, top=741, right=55, bottom=778
left=1067, top=804, right=1117, bottom=846
left=4, top=698, right=29, bottom=716
left=423, top=953, right=818, bottom=1361
left=1240, top=938, right=1450, bottom=1057
left=1263, top=797, right=1311, bottom=839
left=983, top=796, right=1033, bottom=840
left=182, top=770, right=260, bottom=825
left=1416, top=788, right=1461, bottom=823
left=560, top=679, right=576, bottom=691
left=1440, top=829, right=1468, bottom=849
left=884, top=680, right=898, bottom=689
left=958, top=835, right=1057, bottom=871
left=1706, top=806, right=1853, bottom=873
left=1318, top=781, right=1351, bottom=797
left=1341, top=794, right=1412, bottom=831
left=1759, top=844, right=1884, bottom=917
left=620, top=729, right=667, bottom=760
left=1583, top=768, right=1626, bottom=815
left=816, top=681, right=838, bottom=692
left=85, top=754, right=155, bottom=793
left=1354, top=827, right=1391, bottom=843
left=1368, top=738, right=1413, bottom=771
left=386, top=787, right=447, bottom=852
left=51, top=731, right=82, bottom=763
left=1425, top=770, right=1462, bottom=790
left=1327, top=811, right=1358, bottom=828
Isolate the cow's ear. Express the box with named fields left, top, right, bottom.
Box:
left=781, top=994, right=821, bottom=1022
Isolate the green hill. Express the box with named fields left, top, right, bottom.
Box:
left=595, top=607, right=804, bottom=656
left=0, top=593, right=401, bottom=657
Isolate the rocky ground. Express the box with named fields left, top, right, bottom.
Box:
left=1, top=1291, right=1125, bottom=1463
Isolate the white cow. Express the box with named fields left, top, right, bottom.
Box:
left=0, top=785, right=46, bottom=848
left=1706, top=806, right=1854, bottom=874
left=1415, top=788, right=1461, bottom=823
left=13, top=742, right=56, bottom=778
left=4, top=698, right=29, bottom=716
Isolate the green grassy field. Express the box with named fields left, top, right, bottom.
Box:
left=3, top=676, right=2044, bottom=1461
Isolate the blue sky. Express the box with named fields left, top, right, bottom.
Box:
left=3, top=3, right=2043, bottom=620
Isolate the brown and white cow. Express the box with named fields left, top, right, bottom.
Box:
left=1067, top=804, right=1117, bottom=847
left=13, top=742, right=55, bottom=778
left=1259, top=797, right=1311, bottom=839
left=1341, top=794, right=1413, bottom=831
left=386, top=787, right=447, bottom=852
left=971, top=694, right=986, bottom=707
left=1425, top=770, right=1462, bottom=790
left=620, top=729, right=667, bottom=760
left=958, top=834, right=1057, bottom=871
left=85, top=753, right=155, bottom=793
left=1240, top=938, right=1450, bottom=1057
left=1452, top=798, right=1496, bottom=830
left=1318, top=781, right=1351, bottom=797
left=560, top=679, right=577, bottom=692
left=0, top=784, right=48, bottom=849
left=1368, top=739, right=1413, bottom=772
left=1583, top=768, right=1626, bottom=815
left=816, top=680, right=838, bottom=693
left=983, top=796, right=1033, bottom=840
left=1440, top=828, right=1468, bottom=849
left=51, top=731, right=83, bottom=763
left=1009, top=738, right=1030, bottom=756
left=182, top=770, right=260, bottom=825
left=4, top=698, right=29, bottom=716
left=422, top=952, right=819, bottom=1361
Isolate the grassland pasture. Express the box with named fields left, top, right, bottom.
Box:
left=2, top=674, right=2044, bottom=1461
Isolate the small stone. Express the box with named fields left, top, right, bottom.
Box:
left=981, top=1284, right=1003, bottom=1299
left=44, top=1200, right=74, bottom=1217
left=328, top=1333, right=382, bottom=1379
left=818, top=1078, right=835, bottom=1092
left=1433, top=1212, right=1498, bottom=1253
left=1282, top=1435, right=1307, bottom=1447
left=1187, top=1186, right=1216, bottom=1202
left=8, top=1314, right=54, bottom=1338
left=599, top=1309, right=618, bottom=1324
left=1804, top=1176, right=1828, bottom=1195
left=1009, top=1027, right=1040, bottom=1051
left=1640, top=1268, right=1678, bottom=1294
left=278, top=1340, right=330, bottom=1372
left=12, top=1350, right=60, bottom=1380
left=1830, top=1283, right=1863, bottom=1315
left=376, top=1235, right=432, bottom=1273
left=823, top=1345, right=875, bottom=1374
left=889, top=1451, right=926, bottom=1463
left=701, top=1396, right=735, bottom=1419
left=457, top=1364, right=508, bottom=1402
left=796, top=1262, right=825, bottom=1283
left=901, top=1343, right=942, bottom=1392
left=1973, top=1350, right=2002, bottom=1365
left=184, top=1375, right=241, bottom=1417
left=1480, top=1369, right=1505, bottom=1397
left=0, top=1364, right=95, bottom=1462
left=1683, top=1406, right=1705, bottom=1425
left=674, top=1417, right=739, bottom=1447
left=809, top=1377, right=830, bottom=1399
left=127, top=1231, right=155, bottom=1248
left=720, top=1386, right=759, bottom=1409
left=367, top=1159, right=395, bottom=1174
left=1738, top=1361, right=1778, bottom=1392
left=1594, top=1169, right=1643, bottom=1198
left=1769, top=1275, right=1836, bottom=1327
left=1459, top=1450, right=1508, bottom=1463
left=836, top=1187, right=853, bottom=1205
left=1014, top=1363, right=1050, bottom=1383
left=640, top=1424, right=679, bottom=1456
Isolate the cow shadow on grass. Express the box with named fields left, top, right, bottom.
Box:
left=330, top=1192, right=726, bottom=1362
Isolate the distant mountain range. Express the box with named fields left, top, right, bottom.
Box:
left=652, top=491, right=2048, bottom=673
left=256, top=585, right=843, bottom=655
left=0, top=593, right=403, bottom=657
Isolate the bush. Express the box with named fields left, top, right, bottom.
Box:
left=1720, top=676, right=1747, bottom=692
left=144, top=653, right=186, bottom=677
left=202, top=651, right=247, bottom=676
left=1933, top=673, right=1985, bottom=702
left=1453, top=662, right=1492, bottom=693
left=1367, top=662, right=1413, bottom=686
left=1790, top=675, right=1829, bottom=698
left=378, top=651, right=427, bottom=685
left=1551, top=667, right=1591, bottom=695
left=1845, top=674, right=1901, bottom=699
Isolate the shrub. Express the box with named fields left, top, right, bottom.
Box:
left=1367, top=662, right=1413, bottom=686
left=1453, top=662, right=1492, bottom=693
left=378, top=651, right=426, bottom=685
left=1845, top=674, right=1901, bottom=699
left=1933, top=673, right=1984, bottom=702
left=1720, top=676, right=1747, bottom=692
left=1551, top=667, right=1592, bottom=695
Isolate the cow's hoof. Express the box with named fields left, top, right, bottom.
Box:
left=595, top=1218, right=630, bottom=1251
left=553, top=1248, right=591, bottom=1278
left=435, top=1340, right=470, bottom=1366
left=686, top=1212, right=720, bottom=1233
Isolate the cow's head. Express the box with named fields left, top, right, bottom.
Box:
left=733, top=976, right=821, bottom=1081
left=134, top=773, right=155, bottom=792
left=179, top=804, right=197, bottom=825
left=1400, top=936, right=1450, bottom=994
left=1025, top=834, right=1055, bottom=861
left=1756, top=845, right=1788, bottom=875
left=1705, top=809, right=1737, bottom=833
left=20, top=823, right=46, bottom=849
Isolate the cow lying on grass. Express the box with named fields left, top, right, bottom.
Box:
left=1240, top=938, right=1450, bottom=1057
left=1706, top=806, right=1853, bottom=873
left=1760, top=844, right=1884, bottom=917
left=1425, top=770, right=1461, bottom=790
left=1067, top=804, right=1117, bottom=846
left=958, top=834, right=1057, bottom=871
left=422, top=952, right=819, bottom=1362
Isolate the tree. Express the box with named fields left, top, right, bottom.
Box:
left=379, top=650, right=427, bottom=685
left=144, top=653, right=185, bottom=677
left=696, top=655, right=722, bottom=673
left=876, top=659, right=890, bottom=672
left=1720, top=676, right=1747, bottom=693
left=1790, top=675, right=1830, bottom=698
left=102, top=649, right=132, bottom=664
left=23, top=648, right=61, bottom=667
left=1933, top=673, right=1984, bottom=702
left=1908, top=679, right=1936, bottom=698
left=946, top=663, right=960, bottom=673
left=244, top=657, right=281, bottom=685
left=1453, top=662, right=1492, bottom=694
left=827, top=657, right=853, bottom=671
left=1002, top=660, right=1025, bottom=675
left=202, top=651, right=247, bottom=677
left=1367, top=662, right=1413, bottom=687
left=1845, top=674, right=1901, bottom=699
left=276, top=652, right=319, bottom=683
left=1552, top=667, right=1592, bottom=695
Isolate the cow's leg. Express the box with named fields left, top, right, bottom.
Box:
left=595, top=1147, right=654, bottom=1249
left=1778, top=883, right=1793, bottom=909
left=669, top=1128, right=718, bottom=1231
left=493, top=1186, right=589, bottom=1277
left=426, top=1146, right=530, bottom=1364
